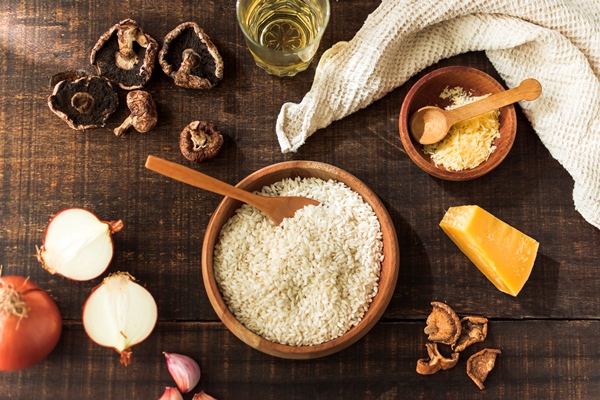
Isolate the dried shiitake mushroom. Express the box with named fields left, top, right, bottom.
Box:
left=114, top=90, right=157, bottom=136
left=159, top=22, right=223, bottom=89
left=48, top=75, right=119, bottom=130
left=453, top=316, right=488, bottom=353
left=424, top=302, right=461, bottom=346
left=416, top=342, right=459, bottom=375
left=90, top=19, right=158, bottom=90
left=466, top=348, right=501, bottom=390
left=179, top=121, right=223, bottom=163
left=49, top=69, right=88, bottom=88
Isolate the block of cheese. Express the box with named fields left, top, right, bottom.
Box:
left=440, top=205, right=539, bottom=296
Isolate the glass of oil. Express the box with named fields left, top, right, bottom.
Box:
left=237, top=0, right=330, bottom=77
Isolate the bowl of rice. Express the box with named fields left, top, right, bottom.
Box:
left=399, top=66, right=517, bottom=181
left=201, top=161, right=399, bottom=359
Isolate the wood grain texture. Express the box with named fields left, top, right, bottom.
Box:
left=0, top=321, right=598, bottom=399
left=0, top=0, right=599, bottom=398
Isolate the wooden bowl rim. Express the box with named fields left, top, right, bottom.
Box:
left=398, top=66, right=517, bottom=181
left=201, top=160, right=399, bottom=359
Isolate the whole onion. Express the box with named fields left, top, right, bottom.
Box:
left=0, top=275, right=62, bottom=371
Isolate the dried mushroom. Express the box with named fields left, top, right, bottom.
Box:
left=159, top=22, right=223, bottom=89
left=466, top=348, right=501, bottom=390
left=424, top=301, right=461, bottom=346
left=48, top=75, right=118, bottom=130
left=416, top=342, right=459, bottom=375
left=114, top=90, right=157, bottom=136
left=179, top=121, right=223, bottom=163
left=49, top=69, right=88, bottom=88
left=453, top=316, right=488, bottom=352
left=90, top=19, right=158, bottom=90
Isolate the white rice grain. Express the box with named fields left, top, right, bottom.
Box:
left=213, top=177, right=384, bottom=346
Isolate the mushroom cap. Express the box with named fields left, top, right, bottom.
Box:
left=48, top=75, right=119, bottom=130
left=453, top=316, right=488, bottom=352
left=466, top=348, right=501, bottom=390
left=416, top=342, right=459, bottom=375
left=113, top=90, right=158, bottom=137
left=159, top=22, right=223, bottom=89
left=126, top=90, right=157, bottom=132
left=90, top=18, right=158, bottom=90
left=179, top=120, right=224, bottom=163
left=49, top=69, right=88, bottom=88
left=424, top=301, right=462, bottom=346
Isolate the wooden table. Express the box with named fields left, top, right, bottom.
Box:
left=1, top=1, right=599, bottom=399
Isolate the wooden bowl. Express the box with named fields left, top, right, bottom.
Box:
left=399, top=66, right=517, bottom=181
left=201, top=161, right=399, bottom=359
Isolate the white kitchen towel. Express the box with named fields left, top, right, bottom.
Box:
left=276, top=0, right=600, bottom=230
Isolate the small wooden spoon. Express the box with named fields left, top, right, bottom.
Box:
left=145, top=155, right=320, bottom=225
left=410, top=78, right=542, bottom=145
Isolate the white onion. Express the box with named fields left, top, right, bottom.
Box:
left=82, top=272, right=157, bottom=365
left=37, top=208, right=123, bottom=281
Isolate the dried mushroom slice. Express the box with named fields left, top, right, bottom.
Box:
left=453, top=316, right=488, bottom=352
left=424, top=301, right=461, bottom=346
left=179, top=120, right=224, bottom=163
left=159, top=22, right=223, bottom=89
left=466, top=348, right=501, bottom=390
left=114, top=90, right=158, bottom=136
left=90, top=19, right=158, bottom=90
left=48, top=75, right=118, bottom=130
left=416, top=342, right=459, bottom=375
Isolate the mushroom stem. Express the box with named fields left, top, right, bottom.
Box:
left=115, top=21, right=148, bottom=70
left=114, top=116, right=133, bottom=137
left=174, top=49, right=201, bottom=87
left=71, top=92, right=95, bottom=114
left=190, top=122, right=209, bottom=150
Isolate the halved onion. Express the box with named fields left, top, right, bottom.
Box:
left=82, top=272, right=157, bottom=365
left=37, top=208, right=123, bottom=281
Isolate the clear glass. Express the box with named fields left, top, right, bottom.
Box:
left=237, top=0, right=330, bottom=77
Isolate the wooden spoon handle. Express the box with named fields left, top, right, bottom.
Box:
left=145, top=155, right=261, bottom=205
left=445, top=78, right=542, bottom=126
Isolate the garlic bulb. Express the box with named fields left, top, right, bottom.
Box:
left=37, top=208, right=123, bottom=281
left=83, top=272, right=157, bottom=365
left=164, top=352, right=201, bottom=393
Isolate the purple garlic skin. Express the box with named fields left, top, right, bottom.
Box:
left=164, top=352, right=201, bottom=393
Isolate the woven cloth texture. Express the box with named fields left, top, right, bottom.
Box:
left=276, top=0, right=600, bottom=230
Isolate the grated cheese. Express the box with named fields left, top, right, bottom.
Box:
left=423, top=86, right=500, bottom=171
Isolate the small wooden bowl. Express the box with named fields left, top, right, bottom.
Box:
left=202, top=161, right=399, bottom=359
left=399, top=66, right=517, bottom=181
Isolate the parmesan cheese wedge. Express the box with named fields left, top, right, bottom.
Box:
left=440, top=205, right=539, bottom=296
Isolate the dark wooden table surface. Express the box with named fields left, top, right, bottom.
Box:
left=1, top=1, right=599, bottom=399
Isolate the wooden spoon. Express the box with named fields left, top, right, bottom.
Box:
left=409, top=78, right=542, bottom=145
left=145, top=155, right=320, bottom=225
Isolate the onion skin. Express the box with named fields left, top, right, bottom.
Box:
left=0, top=276, right=62, bottom=371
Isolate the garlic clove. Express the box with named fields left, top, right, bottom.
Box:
left=158, top=387, right=183, bottom=400
left=83, top=272, right=157, bottom=365
left=164, top=352, right=201, bottom=393
left=37, top=208, right=123, bottom=281
left=193, top=391, right=217, bottom=400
